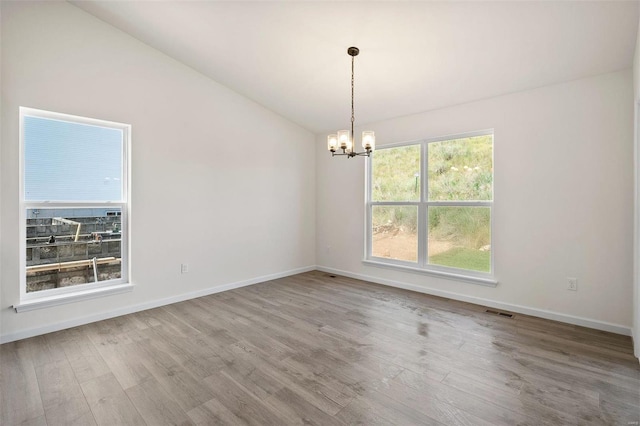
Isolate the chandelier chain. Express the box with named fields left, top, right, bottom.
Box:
left=351, top=54, right=355, bottom=142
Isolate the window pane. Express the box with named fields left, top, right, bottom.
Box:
left=428, top=135, right=492, bottom=201
left=26, top=208, right=122, bottom=292
left=372, top=205, right=417, bottom=262
left=24, top=116, right=123, bottom=201
left=372, top=145, right=420, bottom=201
left=428, top=206, right=490, bottom=272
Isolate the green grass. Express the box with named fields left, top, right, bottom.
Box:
left=429, top=247, right=490, bottom=272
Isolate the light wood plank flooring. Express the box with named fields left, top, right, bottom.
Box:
left=1, top=271, right=639, bottom=425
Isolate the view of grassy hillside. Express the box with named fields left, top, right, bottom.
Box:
left=371, top=135, right=492, bottom=272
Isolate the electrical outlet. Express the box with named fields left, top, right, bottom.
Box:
left=181, top=264, right=189, bottom=274
left=567, top=277, right=578, bottom=291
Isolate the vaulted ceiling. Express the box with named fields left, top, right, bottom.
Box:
left=72, top=1, right=639, bottom=134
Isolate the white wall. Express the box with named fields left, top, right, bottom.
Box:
left=0, top=1, right=316, bottom=342
left=0, top=3, right=3, bottom=321
left=632, top=16, right=640, bottom=357
left=317, top=70, right=634, bottom=334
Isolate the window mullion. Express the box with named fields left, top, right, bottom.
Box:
left=419, top=141, right=428, bottom=267
left=426, top=201, right=492, bottom=207
left=23, top=202, right=126, bottom=209
left=365, top=156, right=372, bottom=259
left=370, top=201, right=420, bottom=206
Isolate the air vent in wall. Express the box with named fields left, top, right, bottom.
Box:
left=485, top=309, right=514, bottom=318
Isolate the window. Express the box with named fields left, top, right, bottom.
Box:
left=19, top=107, right=130, bottom=308
left=366, top=130, right=493, bottom=282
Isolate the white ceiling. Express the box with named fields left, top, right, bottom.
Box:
left=71, top=1, right=639, bottom=134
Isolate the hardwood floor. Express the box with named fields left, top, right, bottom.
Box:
left=1, top=271, right=639, bottom=425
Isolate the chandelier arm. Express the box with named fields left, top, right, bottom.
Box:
left=331, top=151, right=370, bottom=158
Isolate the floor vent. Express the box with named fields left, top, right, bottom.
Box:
left=485, top=309, right=514, bottom=318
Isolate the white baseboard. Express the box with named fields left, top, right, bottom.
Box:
left=633, top=327, right=640, bottom=361
left=317, top=265, right=633, bottom=337
left=3, top=264, right=633, bottom=343
left=0, top=265, right=315, bottom=344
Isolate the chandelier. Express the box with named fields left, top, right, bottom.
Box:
left=327, top=47, right=375, bottom=158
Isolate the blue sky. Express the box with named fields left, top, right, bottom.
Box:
left=24, top=116, right=123, bottom=201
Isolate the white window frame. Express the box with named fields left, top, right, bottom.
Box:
left=16, top=107, right=132, bottom=311
left=364, top=129, right=496, bottom=286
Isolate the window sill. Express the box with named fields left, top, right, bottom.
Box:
left=362, top=259, right=497, bottom=287
left=13, top=283, right=133, bottom=313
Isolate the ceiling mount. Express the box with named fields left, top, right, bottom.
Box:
left=347, top=46, right=360, bottom=57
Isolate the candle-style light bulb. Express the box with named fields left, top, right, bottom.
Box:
left=362, top=131, right=375, bottom=151
left=337, top=130, right=350, bottom=150
left=327, top=134, right=338, bottom=152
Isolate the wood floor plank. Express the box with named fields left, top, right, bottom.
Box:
left=263, top=386, right=346, bottom=426
left=134, top=337, right=215, bottom=412
left=394, top=369, right=537, bottom=425
left=221, top=340, right=349, bottom=416
left=62, top=335, right=111, bottom=384
left=203, top=370, right=287, bottom=425
left=1, top=270, right=638, bottom=425
left=17, top=415, right=48, bottom=426
left=597, top=398, right=640, bottom=425
left=219, top=358, right=285, bottom=401
left=125, top=377, right=194, bottom=426
left=139, top=325, right=224, bottom=380
left=281, top=349, right=403, bottom=397
left=0, top=343, right=45, bottom=426
left=20, top=335, right=67, bottom=369
left=442, top=371, right=582, bottom=425
left=187, top=397, right=248, bottom=425
left=335, top=391, right=447, bottom=426
left=35, top=359, right=85, bottom=410
left=34, top=357, right=95, bottom=426
left=80, top=373, right=146, bottom=425
left=91, top=340, right=154, bottom=391
left=42, top=396, right=96, bottom=426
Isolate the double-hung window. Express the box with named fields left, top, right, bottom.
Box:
left=18, top=107, right=131, bottom=310
left=366, top=130, right=494, bottom=283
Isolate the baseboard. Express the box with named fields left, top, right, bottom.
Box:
left=0, top=265, right=316, bottom=344
left=633, top=327, right=640, bottom=361
left=317, top=265, right=633, bottom=337
left=3, top=264, right=632, bottom=344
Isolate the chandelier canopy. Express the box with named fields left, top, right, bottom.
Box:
left=327, top=47, right=375, bottom=158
